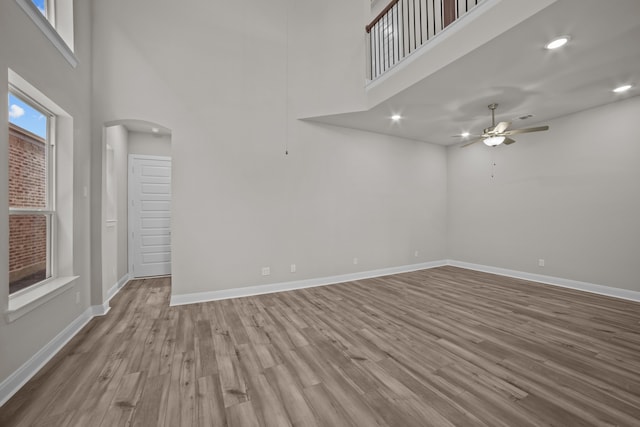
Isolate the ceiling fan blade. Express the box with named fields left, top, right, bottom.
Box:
left=461, top=138, right=483, bottom=148
left=493, top=121, right=511, bottom=134
left=503, top=137, right=516, bottom=145
left=503, top=125, right=549, bottom=136
left=450, top=134, right=481, bottom=138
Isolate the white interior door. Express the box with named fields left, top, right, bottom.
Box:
left=129, top=155, right=172, bottom=278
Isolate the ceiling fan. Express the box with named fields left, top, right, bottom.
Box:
left=458, top=103, right=549, bottom=147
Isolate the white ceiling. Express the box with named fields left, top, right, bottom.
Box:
left=105, top=119, right=172, bottom=136
left=307, top=0, right=640, bottom=146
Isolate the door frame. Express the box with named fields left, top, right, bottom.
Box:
left=128, top=154, right=172, bottom=278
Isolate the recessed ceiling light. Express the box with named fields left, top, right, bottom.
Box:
left=613, top=84, right=632, bottom=93
left=461, top=132, right=470, bottom=137
left=545, top=36, right=570, bottom=50
left=391, top=114, right=402, bottom=121
left=151, top=127, right=160, bottom=133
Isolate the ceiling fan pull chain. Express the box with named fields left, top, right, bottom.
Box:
left=491, top=151, right=496, bottom=179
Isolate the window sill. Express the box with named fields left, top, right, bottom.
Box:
left=15, top=0, right=78, bottom=68
left=6, top=276, right=79, bottom=323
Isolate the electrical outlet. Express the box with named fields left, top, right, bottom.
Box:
left=75, top=291, right=80, bottom=304
left=290, top=264, right=296, bottom=273
left=261, top=267, right=271, bottom=276
left=414, top=250, right=419, bottom=257
left=353, top=257, right=358, bottom=265
left=538, top=259, right=545, bottom=267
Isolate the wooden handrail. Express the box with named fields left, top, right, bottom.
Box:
left=366, top=0, right=457, bottom=33
left=366, top=0, right=401, bottom=33
left=366, top=0, right=479, bottom=79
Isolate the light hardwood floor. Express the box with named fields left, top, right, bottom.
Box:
left=1, top=266, right=640, bottom=426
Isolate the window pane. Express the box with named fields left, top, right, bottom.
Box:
left=8, top=93, right=47, bottom=140
left=32, top=0, right=47, bottom=17
left=8, top=93, right=48, bottom=208
left=9, top=214, right=50, bottom=294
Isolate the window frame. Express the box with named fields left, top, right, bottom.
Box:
left=32, top=0, right=55, bottom=26
left=14, top=0, right=77, bottom=68
left=5, top=70, right=78, bottom=323
left=8, top=87, right=58, bottom=297
left=44, top=0, right=55, bottom=26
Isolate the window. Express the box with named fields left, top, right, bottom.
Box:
left=5, top=70, right=77, bottom=322
left=32, top=0, right=53, bottom=23
left=15, top=0, right=76, bottom=67
left=8, top=90, right=55, bottom=295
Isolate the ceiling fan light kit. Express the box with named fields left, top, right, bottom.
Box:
left=484, top=136, right=505, bottom=146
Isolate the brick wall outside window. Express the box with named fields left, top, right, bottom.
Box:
left=9, top=127, right=46, bottom=208
left=9, top=215, right=47, bottom=279
left=8, top=124, right=48, bottom=288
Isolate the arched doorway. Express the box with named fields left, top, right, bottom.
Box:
left=102, top=120, right=172, bottom=299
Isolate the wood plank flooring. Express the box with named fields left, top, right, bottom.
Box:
left=1, top=266, right=640, bottom=426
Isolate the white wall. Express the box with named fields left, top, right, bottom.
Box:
left=91, top=0, right=448, bottom=298
left=103, top=144, right=118, bottom=293
left=128, top=131, right=171, bottom=157
left=447, top=96, right=640, bottom=292
left=0, top=0, right=92, bottom=387
left=102, top=125, right=129, bottom=297
left=291, top=0, right=369, bottom=117
left=116, top=132, right=129, bottom=281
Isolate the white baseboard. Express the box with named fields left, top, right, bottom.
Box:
left=171, top=258, right=640, bottom=306
left=106, top=273, right=131, bottom=304
left=92, top=301, right=111, bottom=316
left=446, top=260, right=640, bottom=303
left=0, top=305, right=98, bottom=407
left=93, top=274, right=132, bottom=317
left=0, top=273, right=133, bottom=406
left=170, top=260, right=448, bottom=306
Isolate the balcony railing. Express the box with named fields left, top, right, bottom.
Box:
left=366, top=0, right=482, bottom=80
